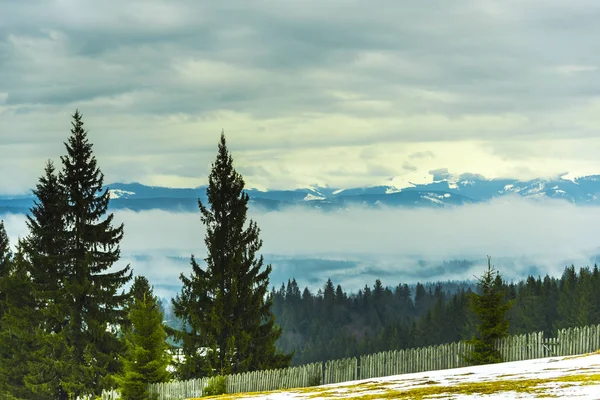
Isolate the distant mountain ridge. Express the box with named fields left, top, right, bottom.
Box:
left=2, top=172, right=600, bottom=214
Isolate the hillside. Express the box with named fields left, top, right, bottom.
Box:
left=200, top=352, right=600, bottom=399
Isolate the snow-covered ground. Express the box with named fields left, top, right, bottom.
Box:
left=212, top=352, right=600, bottom=399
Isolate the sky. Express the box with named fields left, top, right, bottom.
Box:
left=3, top=1, right=600, bottom=195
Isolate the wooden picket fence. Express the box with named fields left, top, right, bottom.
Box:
left=147, top=378, right=207, bottom=400
left=324, top=357, right=357, bottom=384
left=226, top=362, right=322, bottom=392
left=359, top=341, right=472, bottom=379
left=144, top=362, right=322, bottom=400
left=101, top=324, right=600, bottom=400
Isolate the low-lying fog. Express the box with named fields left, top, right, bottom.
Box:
left=2, top=195, right=598, bottom=300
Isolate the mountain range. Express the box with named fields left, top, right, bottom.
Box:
left=1, top=171, right=600, bottom=214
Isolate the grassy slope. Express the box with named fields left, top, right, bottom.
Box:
left=193, top=352, right=600, bottom=399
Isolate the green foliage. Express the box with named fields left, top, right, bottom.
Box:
left=172, top=132, right=292, bottom=378
left=203, top=375, right=227, bottom=397
left=307, top=371, right=322, bottom=387
left=465, top=256, right=513, bottom=366
left=57, top=110, right=132, bottom=397
left=259, top=263, right=600, bottom=366
left=555, top=265, right=578, bottom=330
left=0, top=241, right=43, bottom=399
left=117, top=278, right=170, bottom=400
left=5, top=110, right=133, bottom=399
left=19, top=160, right=71, bottom=399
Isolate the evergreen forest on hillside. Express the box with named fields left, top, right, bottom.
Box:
left=264, top=264, right=599, bottom=365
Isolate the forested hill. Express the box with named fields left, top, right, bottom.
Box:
left=269, top=265, right=600, bottom=365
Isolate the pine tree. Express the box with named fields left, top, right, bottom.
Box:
left=541, top=275, right=559, bottom=335
left=555, top=265, right=578, bottom=330
left=172, top=131, right=292, bottom=378
left=21, top=160, right=70, bottom=398
left=57, top=110, right=132, bottom=397
left=121, top=275, right=153, bottom=333
left=323, top=278, right=335, bottom=317
left=129, top=275, right=153, bottom=305
left=465, top=256, right=512, bottom=365
left=414, top=283, right=431, bottom=317
left=24, top=160, right=68, bottom=318
left=591, top=265, right=600, bottom=324
left=575, top=267, right=594, bottom=327
left=118, top=276, right=170, bottom=400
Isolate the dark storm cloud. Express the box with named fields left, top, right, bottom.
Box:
left=3, top=0, right=600, bottom=119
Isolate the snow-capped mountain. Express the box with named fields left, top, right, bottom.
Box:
left=398, top=170, right=600, bottom=204
left=3, top=171, right=600, bottom=214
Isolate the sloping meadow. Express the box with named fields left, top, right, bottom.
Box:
left=195, top=352, right=600, bottom=399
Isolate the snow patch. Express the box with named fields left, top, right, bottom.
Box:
left=385, top=187, right=403, bottom=194
left=422, top=195, right=445, bottom=205
left=387, top=171, right=434, bottom=191
left=524, top=182, right=545, bottom=195
left=229, top=353, right=600, bottom=399
left=109, top=189, right=135, bottom=199
left=307, top=186, right=325, bottom=197
left=561, top=172, right=581, bottom=184
left=303, top=193, right=326, bottom=201
left=332, top=189, right=345, bottom=195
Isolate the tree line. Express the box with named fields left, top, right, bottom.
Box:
left=0, top=111, right=288, bottom=399
left=269, top=260, right=600, bottom=365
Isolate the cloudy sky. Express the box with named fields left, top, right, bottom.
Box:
left=2, top=0, right=600, bottom=195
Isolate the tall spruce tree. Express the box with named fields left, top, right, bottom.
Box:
left=172, top=131, right=291, bottom=379
left=57, top=110, right=132, bottom=397
left=21, top=160, right=70, bottom=398
left=465, top=256, right=512, bottom=365
left=118, top=276, right=170, bottom=400
left=23, top=160, right=68, bottom=325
